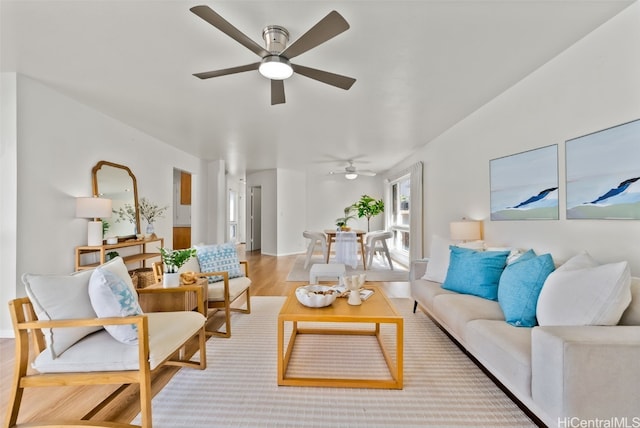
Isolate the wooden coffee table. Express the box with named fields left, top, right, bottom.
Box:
left=277, top=285, right=403, bottom=389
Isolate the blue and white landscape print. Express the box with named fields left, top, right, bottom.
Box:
left=566, top=119, right=640, bottom=219
left=490, top=145, right=559, bottom=220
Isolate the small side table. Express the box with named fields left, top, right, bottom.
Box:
left=137, top=278, right=208, bottom=317
left=309, top=263, right=346, bottom=284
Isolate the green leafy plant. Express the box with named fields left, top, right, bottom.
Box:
left=159, top=247, right=196, bottom=273
left=102, top=219, right=110, bottom=236
left=106, top=251, right=119, bottom=261
left=335, top=205, right=357, bottom=229
left=353, top=194, right=385, bottom=232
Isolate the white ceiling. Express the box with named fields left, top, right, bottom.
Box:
left=1, top=0, right=634, bottom=177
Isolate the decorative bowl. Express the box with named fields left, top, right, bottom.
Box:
left=295, top=285, right=338, bottom=308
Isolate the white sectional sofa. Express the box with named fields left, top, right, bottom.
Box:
left=410, top=250, right=640, bottom=428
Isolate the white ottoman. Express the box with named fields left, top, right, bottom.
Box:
left=309, top=263, right=346, bottom=284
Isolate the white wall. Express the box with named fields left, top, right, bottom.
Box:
left=390, top=2, right=640, bottom=273
left=276, top=169, right=307, bottom=255
left=0, top=73, right=18, bottom=336
left=305, top=172, right=386, bottom=233
left=0, top=75, right=207, bottom=336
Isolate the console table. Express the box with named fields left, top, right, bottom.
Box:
left=75, top=236, right=164, bottom=271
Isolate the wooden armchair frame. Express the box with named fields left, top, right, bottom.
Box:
left=5, top=285, right=207, bottom=428
left=198, top=260, right=251, bottom=338
left=152, top=261, right=251, bottom=338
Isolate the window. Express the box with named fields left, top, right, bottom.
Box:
left=389, top=176, right=411, bottom=262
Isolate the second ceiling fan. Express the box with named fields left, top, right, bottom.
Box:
left=190, top=5, right=356, bottom=105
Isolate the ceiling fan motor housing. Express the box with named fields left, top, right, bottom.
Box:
left=262, top=25, right=289, bottom=54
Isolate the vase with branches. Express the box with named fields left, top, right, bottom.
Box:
left=138, top=197, right=168, bottom=236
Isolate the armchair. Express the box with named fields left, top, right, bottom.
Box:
left=152, top=243, right=251, bottom=338
left=4, top=257, right=207, bottom=428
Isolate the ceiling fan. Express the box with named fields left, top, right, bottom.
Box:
left=190, top=5, right=356, bottom=105
left=330, top=161, right=376, bottom=180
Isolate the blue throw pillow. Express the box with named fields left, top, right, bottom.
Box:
left=498, top=250, right=555, bottom=327
left=88, top=267, right=143, bottom=344
left=442, top=246, right=510, bottom=300
left=196, top=242, right=243, bottom=283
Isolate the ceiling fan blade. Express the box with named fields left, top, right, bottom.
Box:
left=193, top=62, right=260, bottom=79
left=281, top=10, right=349, bottom=60
left=190, top=5, right=270, bottom=58
left=271, top=80, right=286, bottom=105
left=358, top=171, right=377, bottom=176
left=292, top=64, right=356, bottom=90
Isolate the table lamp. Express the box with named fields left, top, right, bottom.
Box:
left=76, top=197, right=112, bottom=246
left=449, top=219, right=482, bottom=242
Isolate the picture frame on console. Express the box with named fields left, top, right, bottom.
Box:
left=566, top=118, right=640, bottom=220
left=490, top=144, right=559, bottom=221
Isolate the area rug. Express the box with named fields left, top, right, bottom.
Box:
left=286, top=255, right=409, bottom=282
left=134, top=297, right=535, bottom=428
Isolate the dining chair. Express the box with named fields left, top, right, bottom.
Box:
left=334, top=231, right=359, bottom=268
left=365, top=230, right=394, bottom=270
left=302, top=230, right=328, bottom=269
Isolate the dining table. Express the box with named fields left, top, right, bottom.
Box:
left=324, top=229, right=367, bottom=270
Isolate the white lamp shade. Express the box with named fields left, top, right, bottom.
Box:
left=450, top=220, right=481, bottom=241
left=76, top=197, right=112, bottom=219
left=345, top=173, right=358, bottom=180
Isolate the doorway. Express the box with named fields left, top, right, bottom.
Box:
left=247, top=186, right=261, bottom=251
left=173, top=169, right=191, bottom=249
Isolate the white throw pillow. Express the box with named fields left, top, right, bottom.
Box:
left=89, top=267, right=143, bottom=344
left=537, top=252, right=632, bottom=326
left=422, top=235, right=454, bottom=283
left=22, top=257, right=137, bottom=358
left=619, top=278, right=640, bottom=325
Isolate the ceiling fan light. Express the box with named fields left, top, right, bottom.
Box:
left=259, top=56, right=293, bottom=80
left=345, top=173, right=358, bottom=180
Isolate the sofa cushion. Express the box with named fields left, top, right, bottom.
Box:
left=195, top=242, right=243, bottom=283
left=22, top=257, right=133, bottom=358
left=410, top=279, right=458, bottom=314
left=431, top=293, right=505, bottom=344
left=442, top=247, right=510, bottom=301
left=498, top=250, right=555, bottom=327
left=465, top=319, right=533, bottom=399
left=537, top=252, right=631, bottom=326
left=422, top=235, right=453, bottom=283
left=619, top=278, right=640, bottom=325
left=33, top=311, right=206, bottom=372
left=89, top=267, right=144, bottom=344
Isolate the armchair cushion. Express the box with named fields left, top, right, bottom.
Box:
left=89, top=267, right=143, bottom=344
left=32, top=311, right=206, bottom=372
left=195, top=242, right=243, bottom=283
left=208, top=276, right=252, bottom=301
left=22, top=256, right=134, bottom=358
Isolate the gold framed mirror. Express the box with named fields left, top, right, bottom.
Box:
left=92, top=160, right=140, bottom=238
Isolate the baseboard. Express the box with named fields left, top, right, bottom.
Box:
left=0, top=329, right=15, bottom=338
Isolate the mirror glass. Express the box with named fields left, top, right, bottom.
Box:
left=92, top=161, right=140, bottom=238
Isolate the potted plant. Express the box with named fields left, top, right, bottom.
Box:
left=335, top=205, right=357, bottom=230
left=159, top=247, right=196, bottom=288
left=353, top=194, right=385, bottom=232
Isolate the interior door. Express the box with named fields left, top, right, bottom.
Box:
left=248, top=186, right=261, bottom=251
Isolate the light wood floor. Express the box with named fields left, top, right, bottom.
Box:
left=0, top=248, right=410, bottom=425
